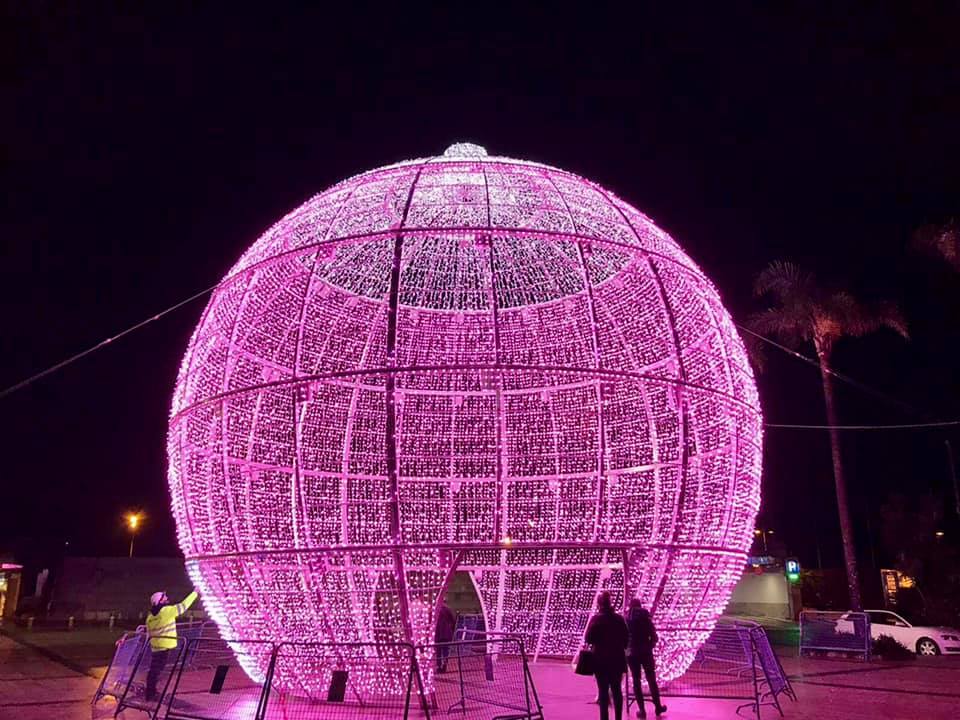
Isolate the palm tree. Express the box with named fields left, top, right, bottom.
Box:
left=912, top=220, right=960, bottom=273
left=750, top=261, right=908, bottom=611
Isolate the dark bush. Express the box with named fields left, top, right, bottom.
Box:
left=872, top=634, right=915, bottom=660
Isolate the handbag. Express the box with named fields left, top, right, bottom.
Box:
left=573, top=646, right=595, bottom=676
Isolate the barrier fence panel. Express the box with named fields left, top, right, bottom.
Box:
left=421, top=635, right=543, bottom=720
left=163, top=637, right=273, bottom=720
left=90, top=623, right=798, bottom=719
left=262, top=641, right=425, bottom=720
left=750, top=624, right=796, bottom=706
left=649, top=625, right=759, bottom=714
left=799, top=610, right=871, bottom=660
left=92, top=620, right=217, bottom=717
left=95, top=631, right=549, bottom=719
left=92, top=630, right=149, bottom=705
left=114, top=636, right=188, bottom=719
left=628, top=622, right=795, bottom=718
left=454, top=614, right=486, bottom=639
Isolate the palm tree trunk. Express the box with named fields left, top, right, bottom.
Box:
left=815, top=343, right=863, bottom=610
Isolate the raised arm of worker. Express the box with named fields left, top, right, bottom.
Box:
left=173, top=590, right=198, bottom=616
left=147, top=589, right=199, bottom=652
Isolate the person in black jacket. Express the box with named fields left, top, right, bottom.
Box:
left=585, top=591, right=628, bottom=720
left=435, top=600, right=457, bottom=673
left=626, top=598, right=666, bottom=717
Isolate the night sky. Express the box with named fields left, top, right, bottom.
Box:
left=3, top=4, right=959, bottom=576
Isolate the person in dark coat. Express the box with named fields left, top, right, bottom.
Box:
left=585, top=591, right=629, bottom=720
left=435, top=600, right=457, bottom=673
left=626, top=598, right=666, bottom=717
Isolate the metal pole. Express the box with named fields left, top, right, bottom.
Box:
left=129, top=536, right=134, bottom=558
left=382, top=167, right=424, bottom=647
left=517, top=638, right=534, bottom=718
left=156, top=641, right=189, bottom=720
left=867, top=512, right=877, bottom=569
left=946, top=440, right=960, bottom=519
left=750, top=630, right=761, bottom=717
left=455, top=641, right=467, bottom=711
left=814, top=515, right=823, bottom=570
left=116, top=635, right=149, bottom=715
left=525, top=641, right=544, bottom=717
left=622, top=548, right=630, bottom=607
left=409, top=645, right=432, bottom=719
left=403, top=648, right=414, bottom=720
left=255, top=643, right=279, bottom=720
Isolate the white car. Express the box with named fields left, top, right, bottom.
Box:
left=837, top=610, right=960, bottom=655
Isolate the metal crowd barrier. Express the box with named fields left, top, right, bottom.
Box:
left=628, top=621, right=796, bottom=718
left=96, top=628, right=543, bottom=719
left=263, top=640, right=428, bottom=720
left=91, top=620, right=216, bottom=717
left=163, top=638, right=274, bottom=720
left=98, top=622, right=796, bottom=719
left=752, top=624, right=795, bottom=707
left=453, top=613, right=486, bottom=638
left=92, top=629, right=149, bottom=704
left=799, top=610, right=871, bottom=660
left=422, top=634, right=544, bottom=720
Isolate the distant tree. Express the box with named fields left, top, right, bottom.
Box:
left=879, top=492, right=941, bottom=585
left=912, top=220, right=960, bottom=273
left=879, top=492, right=960, bottom=625
left=750, top=261, right=908, bottom=610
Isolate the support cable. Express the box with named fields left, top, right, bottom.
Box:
left=766, top=420, right=960, bottom=431
left=736, top=323, right=924, bottom=417
left=0, top=282, right=220, bottom=400
left=3, top=274, right=958, bottom=441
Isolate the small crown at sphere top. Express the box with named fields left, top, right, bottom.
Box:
left=443, top=142, right=488, bottom=158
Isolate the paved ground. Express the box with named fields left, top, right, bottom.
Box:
left=0, top=633, right=105, bottom=720
left=3, top=629, right=960, bottom=719
left=533, top=655, right=960, bottom=720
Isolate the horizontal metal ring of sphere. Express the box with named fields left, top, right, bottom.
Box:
left=215, top=226, right=707, bottom=298
left=184, top=541, right=751, bottom=563
left=170, top=361, right=758, bottom=424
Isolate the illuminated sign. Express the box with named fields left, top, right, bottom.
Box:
left=785, top=558, right=800, bottom=582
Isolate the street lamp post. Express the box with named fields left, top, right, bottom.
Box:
left=754, top=528, right=774, bottom=554
left=125, top=512, right=143, bottom=558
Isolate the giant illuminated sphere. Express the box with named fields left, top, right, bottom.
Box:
left=168, top=143, right=762, bottom=693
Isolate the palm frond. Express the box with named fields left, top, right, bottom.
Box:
left=873, top=301, right=910, bottom=340
left=746, top=307, right=810, bottom=346
left=753, top=260, right=816, bottom=303
left=912, top=221, right=960, bottom=273
left=823, top=292, right=909, bottom=340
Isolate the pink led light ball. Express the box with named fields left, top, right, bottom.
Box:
left=168, top=143, right=762, bottom=693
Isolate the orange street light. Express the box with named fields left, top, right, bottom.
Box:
left=125, top=512, right=144, bottom=557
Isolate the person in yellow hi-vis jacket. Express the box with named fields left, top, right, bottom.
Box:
left=144, top=589, right=198, bottom=700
